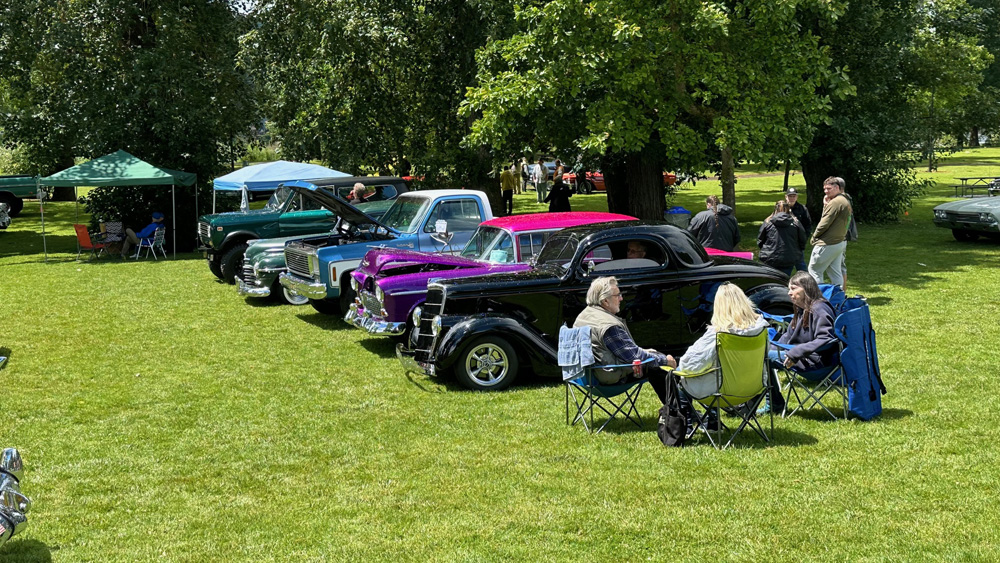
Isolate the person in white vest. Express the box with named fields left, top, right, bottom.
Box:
left=572, top=276, right=679, bottom=405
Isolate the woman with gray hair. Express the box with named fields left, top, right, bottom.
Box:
left=573, top=276, right=682, bottom=407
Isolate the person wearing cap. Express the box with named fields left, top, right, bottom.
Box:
left=807, top=176, right=852, bottom=288
left=121, top=212, right=165, bottom=257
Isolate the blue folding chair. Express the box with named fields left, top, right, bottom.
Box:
left=565, top=358, right=654, bottom=433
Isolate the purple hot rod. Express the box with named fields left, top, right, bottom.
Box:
left=345, top=212, right=637, bottom=338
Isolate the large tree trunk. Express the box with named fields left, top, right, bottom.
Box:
left=466, top=146, right=502, bottom=215
left=970, top=127, right=980, bottom=147
left=720, top=145, right=736, bottom=210
left=799, top=150, right=834, bottom=222
left=601, top=148, right=665, bottom=220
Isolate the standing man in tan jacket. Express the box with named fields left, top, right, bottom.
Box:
left=807, top=176, right=853, bottom=288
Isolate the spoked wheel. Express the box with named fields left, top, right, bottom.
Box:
left=455, top=336, right=519, bottom=391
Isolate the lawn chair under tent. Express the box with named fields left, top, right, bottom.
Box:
left=73, top=224, right=106, bottom=260
left=559, top=325, right=654, bottom=434
left=134, top=227, right=166, bottom=260
left=664, top=331, right=772, bottom=449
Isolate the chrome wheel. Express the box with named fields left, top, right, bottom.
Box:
left=457, top=337, right=519, bottom=390
left=282, top=287, right=309, bottom=306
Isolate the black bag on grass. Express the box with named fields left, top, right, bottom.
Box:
left=657, top=372, right=687, bottom=447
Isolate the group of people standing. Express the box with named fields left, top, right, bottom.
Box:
left=499, top=158, right=573, bottom=216
left=688, top=176, right=855, bottom=290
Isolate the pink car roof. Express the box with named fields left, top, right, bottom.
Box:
left=480, top=212, right=636, bottom=232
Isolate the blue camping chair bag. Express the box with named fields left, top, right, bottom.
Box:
left=834, top=298, right=887, bottom=420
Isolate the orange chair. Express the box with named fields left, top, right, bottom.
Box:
left=74, top=224, right=106, bottom=260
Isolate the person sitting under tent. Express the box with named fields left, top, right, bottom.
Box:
left=121, top=212, right=165, bottom=257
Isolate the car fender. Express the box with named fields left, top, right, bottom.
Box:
left=434, top=314, right=556, bottom=372
left=220, top=230, right=258, bottom=251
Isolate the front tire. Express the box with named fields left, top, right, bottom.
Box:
left=207, top=257, right=224, bottom=279
left=952, top=229, right=979, bottom=242
left=455, top=336, right=519, bottom=391
left=0, top=194, right=23, bottom=217
left=220, top=243, right=249, bottom=285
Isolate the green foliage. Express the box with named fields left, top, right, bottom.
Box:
left=0, top=0, right=258, bottom=180
left=241, top=0, right=514, bottom=201
left=461, top=0, right=846, bottom=218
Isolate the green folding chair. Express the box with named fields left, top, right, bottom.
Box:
left=665, top=331, right=772, bottom=449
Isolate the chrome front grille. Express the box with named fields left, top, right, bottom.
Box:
left=285, top=246, right=314, bottom=278
left=413, top=285, right=446, bottom=362
left=359, top=290, right=381, bottom=314
left=241, top=263, right=255, bottom=285
left=198, top=222, right=210, bottom=242
left=948, top=212, right=982, bottom=223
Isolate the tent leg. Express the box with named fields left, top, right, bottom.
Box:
left=38, top=179, right=47, bottom=262
left=172, top=186, right=176, bottom=259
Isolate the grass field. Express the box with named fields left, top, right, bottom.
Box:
left=1, top=149, right=999, bottom=561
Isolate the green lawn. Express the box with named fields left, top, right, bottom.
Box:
left=1, top=149, right=999, bottom=560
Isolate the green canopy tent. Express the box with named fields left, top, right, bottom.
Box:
left=39, top=150, right=197, bottom=259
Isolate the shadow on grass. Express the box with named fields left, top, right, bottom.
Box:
left=589, top=419, right=819, bottom=447
left=296, top=311, right=353, bottom=331
left=786, top=407, right=912, bottom=423
left=0, top=538, right=55, bottom=562
left=358, top=338, right=398, bottom=358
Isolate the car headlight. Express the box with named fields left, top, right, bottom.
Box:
left=980, top=212, right=993, bottom=222
left=934, top=209, right=947, bottom=219
left=375, top=285, right=385, bottom=303
left=309, top=255, right=319, bottom=277
left=412, top=306, right=422, bottom=328
left=431, top=315, right=442, bottom=336
left=350, top=276, right=358, bottom=291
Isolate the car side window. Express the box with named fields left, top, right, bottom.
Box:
left=582, top=239, right=667, bottom=273
left=301, top=196, right=327, bottom=211
left=488, top=233, right=515, bottom=263
left=423, top=199, right=483, bottom=232
left=517, top=232, right=550, bottom=261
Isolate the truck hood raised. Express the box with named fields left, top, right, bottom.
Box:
left=284, top=181, right=396, bottom=233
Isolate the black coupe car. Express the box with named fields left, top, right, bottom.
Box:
left=397, top=221, right=792, bottom=390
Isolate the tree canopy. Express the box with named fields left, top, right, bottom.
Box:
left=462, top=0, right=847, bottom=218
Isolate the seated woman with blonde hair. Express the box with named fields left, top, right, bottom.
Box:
left=674, top=283, right=770, bottom=402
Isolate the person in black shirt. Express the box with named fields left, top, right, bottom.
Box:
left=784, top=188, right=812, bottom=271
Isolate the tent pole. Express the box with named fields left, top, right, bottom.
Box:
left=213, top=189, right=216, bottom=214
left=172, top=185, right=177, bottom=259
left=194, top=175, right=198, bottom=248
left=38, top=178, right=47, bottom=262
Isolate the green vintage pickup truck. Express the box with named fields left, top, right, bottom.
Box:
left=0, top=175, right=38, bottom=217
left=197, top=176, right=409, bottom=283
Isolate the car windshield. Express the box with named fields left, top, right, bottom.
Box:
left=264, top=186, right=295, bottom=211
left=378, top=196, right=430, bottom=233
left=533, top=231, right=582, bottom=271
left=461, top=226, right=514, bottom=263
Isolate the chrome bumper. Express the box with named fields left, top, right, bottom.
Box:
left=396, top=343, right=434, bottom=376
left=236, top=276, right=271, bottom=298
left=345, top=304, right=406, bottom=336
left=278, top=273, right=328, bottom=300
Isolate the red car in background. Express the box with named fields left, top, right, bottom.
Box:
left=563, top=171, right=677, bottom=193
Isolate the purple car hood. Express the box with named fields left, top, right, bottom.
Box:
left=362, top=247, right=482, bottom=275
left=378, top=262, right=533, bottom=293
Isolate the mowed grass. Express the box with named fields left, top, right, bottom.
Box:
left=1, top=150, right=999, bottom=561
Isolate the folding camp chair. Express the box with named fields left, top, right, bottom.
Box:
left=771, top=339, right=846, bottom=420
left=95, top=221, right=124, bottom=257
left=565, top=358, right=654, bottom=434
left=134, top=227, right=166, bottom=260
left=74, top=224, right=106, bottom=260
left=667, top=331, right=771, bottom=449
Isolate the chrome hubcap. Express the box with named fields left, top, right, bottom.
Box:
left=466, top=343, right=508, bottom=386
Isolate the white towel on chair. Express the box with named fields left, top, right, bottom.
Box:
left=558, top=325, right=595, bottom=381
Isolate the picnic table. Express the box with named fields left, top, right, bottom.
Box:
left=952, top=176, right=1000, bottom=197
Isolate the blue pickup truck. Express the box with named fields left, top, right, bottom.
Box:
left=279, top=184, right=494, bottom=315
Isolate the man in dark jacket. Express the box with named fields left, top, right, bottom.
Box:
left=757, top=203, right=807, bottom=275
left=784, top=188, right=811, bottom=271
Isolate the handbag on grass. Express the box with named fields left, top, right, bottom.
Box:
left=657, top=372, right=687, bottom=447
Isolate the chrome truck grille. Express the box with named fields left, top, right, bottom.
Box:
left=285, top=244, right=315, bottom=279
left=413, top=284, right=446, bottom=362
